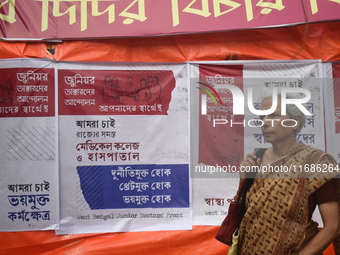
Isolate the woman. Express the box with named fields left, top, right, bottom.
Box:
left=237, top=92, right=340, bottom=254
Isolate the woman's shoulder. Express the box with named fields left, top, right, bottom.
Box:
left=297, top=144, right=336, bottom=162
left=304, top=145, right=337, bottom=163
left=302, top=145, right=340, bottom=184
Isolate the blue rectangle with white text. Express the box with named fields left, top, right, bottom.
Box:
left=77, top=164, right=189, bottom=209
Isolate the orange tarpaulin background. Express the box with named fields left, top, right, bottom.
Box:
left=0, top=21, right=339, bottom=255
left=0, top=226, right=336, bottom=254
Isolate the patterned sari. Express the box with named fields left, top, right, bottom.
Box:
left=238, top=144, right=339, bottom=255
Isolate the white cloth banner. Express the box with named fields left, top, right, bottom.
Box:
left=190, top=60, right=326, bottom=226
left=0, top=59, right=59, bottom=231
left=324, top=62, right=340, bottom=165
left=56, top=62, right=191, bottom=234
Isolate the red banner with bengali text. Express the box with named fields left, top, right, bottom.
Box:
left=198, top=64, right=244, bottom=167
left=0, top=68, right=55, bottom=118
left=58, top=69, right=175, bottom=115
left=0, top=0, right=339, bottom=40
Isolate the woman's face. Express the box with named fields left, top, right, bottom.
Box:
left=260, top=97, right=299, bottom=144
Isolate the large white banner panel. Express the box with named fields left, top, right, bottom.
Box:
left=190, top=60, right=325, bottom=226
left=0, top=59, right=59, bottom=231
left=57, top=62, right=191, bottom=234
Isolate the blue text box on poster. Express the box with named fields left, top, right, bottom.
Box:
left=77, top=164, right=189, bottom=209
